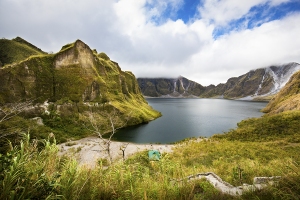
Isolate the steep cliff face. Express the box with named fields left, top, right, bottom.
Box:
left=262, top=70, right=300, bottom=114
left=0, top=38, right=161, bottom=136
left=138, top=63, right=300, bottom=100
left=138, top=76, right=205, bottom=97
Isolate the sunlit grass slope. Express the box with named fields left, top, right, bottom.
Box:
left=262, top=70, right=300, bottom=114
left=0, top=37, right=46, bottom=67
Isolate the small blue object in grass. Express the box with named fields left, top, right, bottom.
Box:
left=148, top=150, right=160, bottom=161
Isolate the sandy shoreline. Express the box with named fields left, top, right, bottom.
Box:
left=58, top=136, right=174, bottom=167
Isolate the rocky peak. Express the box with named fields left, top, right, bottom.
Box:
left=54, top=40, right=94, bottom=69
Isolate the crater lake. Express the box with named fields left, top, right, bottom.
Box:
left=112, top=98, right=268, bottom=143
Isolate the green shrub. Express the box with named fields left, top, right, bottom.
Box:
left=98, top=52, right=110, bottom=60
left=213, top=110, right=300, bottom=142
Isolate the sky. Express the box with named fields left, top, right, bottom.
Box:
left=1, top=0, right=300, bottom=86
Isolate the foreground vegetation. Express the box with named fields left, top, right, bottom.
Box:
left=1, top=110, right=300, bottom=199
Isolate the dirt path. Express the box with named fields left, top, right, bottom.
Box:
left=58, top=136, right=174, bottom=168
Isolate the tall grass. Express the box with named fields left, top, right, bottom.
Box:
left=0, top=135, right=228, bottom=199
left=0, top=134, right=61, bottom=199
left=1, top=109, right=300, bottom=199
left=241, top=160, right=300, bottom=199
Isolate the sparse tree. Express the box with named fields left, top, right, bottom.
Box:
left=0, top=101, right=33, bottom=138
left=87, top=107, right=131, bottom=164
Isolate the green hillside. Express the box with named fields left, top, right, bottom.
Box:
left=262, top=70, right=300, bottom=114
left=0, top=37, right=46, bottom=67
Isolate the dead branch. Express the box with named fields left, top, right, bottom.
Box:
left=0, top=100, right=33, bottom=123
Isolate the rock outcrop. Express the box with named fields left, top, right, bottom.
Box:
left=0, top=37, right=161, bottom=134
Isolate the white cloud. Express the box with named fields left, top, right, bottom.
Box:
left=197, top=0, right=294, bottom=26
left=189, top=13, right=300, bottom=85
left=0, top=0, right=117, bottom=52
left=198, top=0, right=266, bottom=26
left=0, top=0, right=299, bottom=86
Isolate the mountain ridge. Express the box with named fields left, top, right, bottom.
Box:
left=138, top=76, right=205, bottom=98
left=138, top=62, right=300, bottom=100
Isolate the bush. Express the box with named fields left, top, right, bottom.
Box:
left=98, top=52, right=110, bottom=61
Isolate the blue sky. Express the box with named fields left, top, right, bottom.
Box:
left=1, top=0, right=300, bottom=85
left=211, top=1, right=300, bottom=38
left=177, top=0, right=199, bottom=22
left=159, top=0, right=300, bottom=37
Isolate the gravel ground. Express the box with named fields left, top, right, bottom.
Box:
left=58, top=136, right=174, bottom=168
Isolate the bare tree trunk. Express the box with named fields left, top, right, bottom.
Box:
left=86, top=107, right=131, bottom=165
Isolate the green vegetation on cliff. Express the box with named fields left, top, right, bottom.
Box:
left=0, top=37, right=46, bottom=67
left=0, top=38, right=161, bottom=145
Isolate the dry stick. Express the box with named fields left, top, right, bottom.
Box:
left=0, top=100, right=33, bottom=140
left=0, top=100, right=33, bottom=123
left=120, top=143, right=129, bottom=161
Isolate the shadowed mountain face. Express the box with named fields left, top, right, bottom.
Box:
left=138, top=63, right=300, bottom=100
left=137, top=76, right=205, bottom=98
left=0, top=37, right=161, bottom=128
